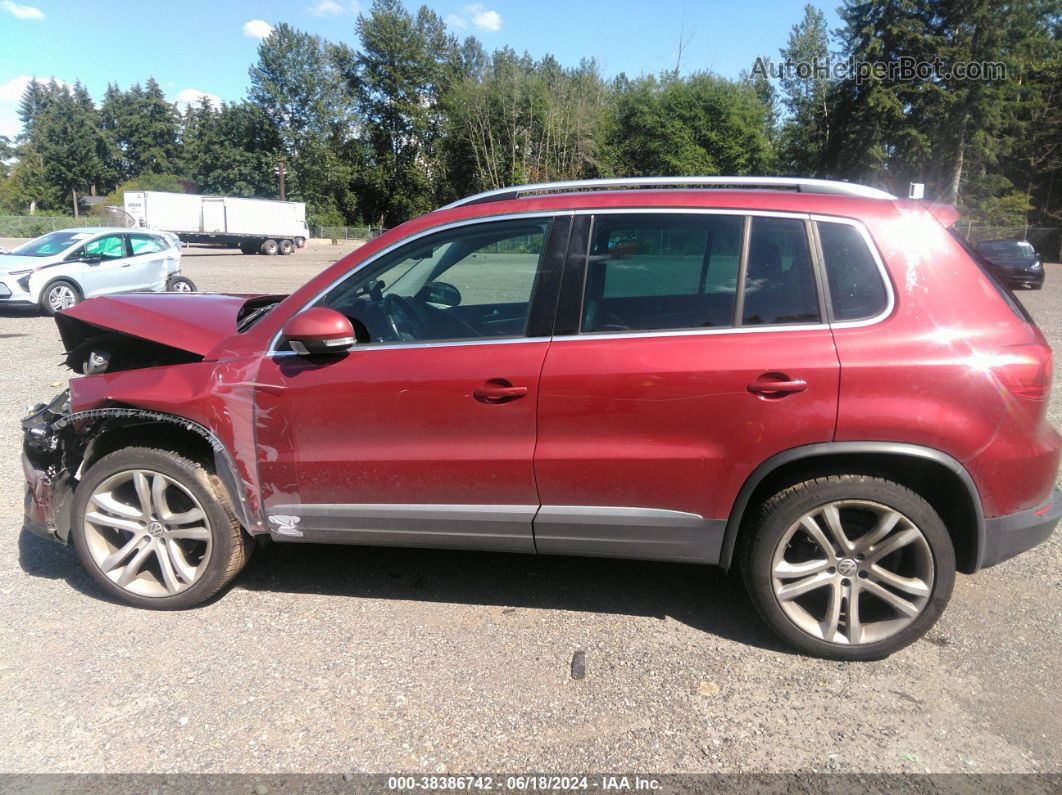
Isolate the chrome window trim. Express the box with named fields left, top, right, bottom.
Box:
left=809, top=213, right=896, bottom=328
left=267, top=207, right=894, bottom=356
left=267, top=211, right=568, bottom=356
left=549, top=323, right=832, bottom=344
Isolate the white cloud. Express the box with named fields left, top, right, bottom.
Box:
left=1, top=1, right=44, bottom=20
left=174, top=88, right=221, bottom=110
left=468, top=4, right=502, bottom=31
left=0, top=76, right=69, bottom=141
left=242, top=19, right=274, bottom=39
left=0, top=75, right=68, bottom=102
left=447, top=4, right=502, bottom=33
left=308, top=0, right=343, bottom=15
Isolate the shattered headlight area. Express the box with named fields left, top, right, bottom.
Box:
left=22, top=389, right=80, bottom=543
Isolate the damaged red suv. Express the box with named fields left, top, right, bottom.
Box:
left=22, top=177, right=1061, bottom=660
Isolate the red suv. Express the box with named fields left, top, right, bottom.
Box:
left=22, top=177, right=1061, bottom=660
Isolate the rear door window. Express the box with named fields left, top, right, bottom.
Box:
left=817, top=221, right=888, bottom=321
left=741, top=217, right=820, bottom=325
left=129, top=233, right=165, bottom=255
left=581, top=214, right=742, bottom=332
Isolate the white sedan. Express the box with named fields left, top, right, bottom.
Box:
left=0, top=227, right=194, bottom=315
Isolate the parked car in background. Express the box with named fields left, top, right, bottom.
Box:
left=0, top=227, right=194, bottom=314
left=976, top=238, right=1045, bottom=289
left=20, top=177, right=1061, bottom=660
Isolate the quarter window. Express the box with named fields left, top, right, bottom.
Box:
left=581, top=214, right=742, bottom=332
left=817, top=221, right=888, bottom=321
left=742, top=217, right=820, bottom=325
left=318, top=219, right=551, bottom=344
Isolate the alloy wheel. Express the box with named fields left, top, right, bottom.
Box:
left=771, top=500, right=934, bottom=645
left=82, top=469, right=213, bottom=597
left=48, top=284, right=77, bottom=311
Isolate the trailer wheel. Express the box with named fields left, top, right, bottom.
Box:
left=294, top=237, right=306, bottom=249
left=279, top=239, right=294, bottom=256
left=261, top=239, right=279, bottom=256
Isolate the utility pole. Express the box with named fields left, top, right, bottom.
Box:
left=72, top=189, right=79, bottom=218
left=278, top=158, right=286, bottom=201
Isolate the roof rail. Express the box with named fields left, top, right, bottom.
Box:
left=441, top=176, right=896, bottom=209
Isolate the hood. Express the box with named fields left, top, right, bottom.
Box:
left=0, top=254, right=50, bottom=272
left=57, top=292, right=262, bottom=358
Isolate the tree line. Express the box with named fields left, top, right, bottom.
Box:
left=0, top=0, right=1059, bottom=230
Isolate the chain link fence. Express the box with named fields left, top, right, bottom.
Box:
left=311, top=225, right=388, bottom=241
left=961, top=225, right=1062, bottom=263
left=0, top=215, right=102, bottom=238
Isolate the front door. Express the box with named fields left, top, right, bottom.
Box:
left=254, top=214, right=568, bottom=552
left=533, top=212, right=840, bottom=563
left=75, top=232, right=134, bottom=297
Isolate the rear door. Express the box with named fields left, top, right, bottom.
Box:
left=126, top=233, right=173, bottom=290
left=533, top=211, right=840, bottom=563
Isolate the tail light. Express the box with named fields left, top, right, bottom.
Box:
left=991, top=343, right=1052, bottom=400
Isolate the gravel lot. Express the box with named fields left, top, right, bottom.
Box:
left=1, top=239, right=1060, bottom=775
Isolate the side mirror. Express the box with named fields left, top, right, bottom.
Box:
left=82, top=254, right=103, bottom=265
left=419, top=281, right=462, bottom=307
left=282, top=308, right=356, bottom=356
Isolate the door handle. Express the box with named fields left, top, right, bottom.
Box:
left=474, top=379, right=528, bottom=403
left=747, top=374, right=807, bottom=397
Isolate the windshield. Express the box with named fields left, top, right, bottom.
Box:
left=10, top=230, right=95, bottom=257
left=978, top=240, right=1035, bottom=258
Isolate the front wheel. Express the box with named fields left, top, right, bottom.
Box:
left=71, top=447, right=253, bottom=609
left=40, top=279, right=81, bottom=315
left=166, top=275, right=197, bottom=292
left=741, top=475, right=955, bottom=660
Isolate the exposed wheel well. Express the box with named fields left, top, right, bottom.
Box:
left=76, top=418, right=251, bottom=532
left=41, top=277, right=83, bottom=299
left=724, top=451, right=981, bottom=574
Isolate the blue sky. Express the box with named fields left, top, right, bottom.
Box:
left=0, top=0, right=841, bottom=139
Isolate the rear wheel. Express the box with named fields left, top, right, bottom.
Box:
left=71, top=447, right=253, bottom=609
left=261, top=238, right=279, bottom=255
left=40, top=279, right=81, bottom=316
left=279, top=238, right=294, bottom=255
left=741, top=475, right=954, bottom=660
left=166, top=275, right=196, bottom=292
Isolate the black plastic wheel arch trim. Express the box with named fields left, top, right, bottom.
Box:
left=718, top=441, right=987, bottom=572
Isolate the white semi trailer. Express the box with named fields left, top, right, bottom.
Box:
left=124, top=191, right=309, bottom=255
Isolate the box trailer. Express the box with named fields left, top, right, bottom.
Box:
left=124, top=191, right=309, bottom=255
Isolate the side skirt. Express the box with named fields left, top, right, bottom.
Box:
left=265, top=504, right=724, bottom=564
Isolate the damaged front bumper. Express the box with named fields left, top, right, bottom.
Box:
left=21, top=390, right=78, bottom=544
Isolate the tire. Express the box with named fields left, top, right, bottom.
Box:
left=40, top=279, right=81, bottom=316
left=740, top=475, right=955, bottom=660
left=166, top=276, right=197, bottom=293
left=261, top=239, right=279, bottom=255
left=71, top=447, right=253, bottom=610
left=279, top=239, right=294, bottom=256
left=294, top=237, right=306, bottom=249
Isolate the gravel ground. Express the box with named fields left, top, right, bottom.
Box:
left=0, top=240, right=1060, bottom=775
